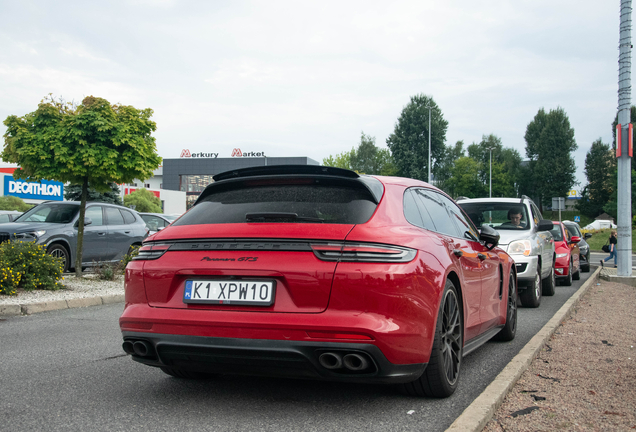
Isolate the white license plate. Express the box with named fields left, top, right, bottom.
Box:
left=183, top=280, right=275, bottom=306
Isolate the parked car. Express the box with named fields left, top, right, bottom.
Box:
left=120, top=165, right=518, bottom=398
left=0, top=210, right=22, bottom=223
left=563, top=220, right=591, bottom=272
left=457, top=196, right=556, bottom=308
left=0, top=201, right=148, bottom=272
left=139, top=213, right=180, bottom=235
left=549, top=221, right=581, bottom=286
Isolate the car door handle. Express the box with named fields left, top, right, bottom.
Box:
left=124, top=231, right=131, bottom=234
left=98, top=232, right=106, bottom=236
left=477, top=253, right=487, bottom=261
left=453, top=249, right=463, bottom=257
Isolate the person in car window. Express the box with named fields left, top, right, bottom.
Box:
left=601, top=230, right=618, bottom=268
left=501, top=207, right=525, bottom=228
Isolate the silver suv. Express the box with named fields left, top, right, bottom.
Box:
left=0, top=201, right=148, bottom=273
left=458, top=196, right=555, bottom=308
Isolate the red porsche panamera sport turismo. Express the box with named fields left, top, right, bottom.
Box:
left=120, top=165, right=517, bottom=398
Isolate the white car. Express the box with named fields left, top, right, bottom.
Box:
left=458, top=196, right=556, bottom=308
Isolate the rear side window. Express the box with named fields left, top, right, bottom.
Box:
left=105, top=207, right=125, bottom=225
left=121, top=210, right=137, bottom=224
left=173, top=182, right=378, bottom=225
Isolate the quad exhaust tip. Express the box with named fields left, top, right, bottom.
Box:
left=122, top=339, right=154, bottom=358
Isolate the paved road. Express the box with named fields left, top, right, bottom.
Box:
left=590, top=251, right=636, bottom=268
left=0, top=270, right=595, bottom=432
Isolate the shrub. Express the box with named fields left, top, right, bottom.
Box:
left=92, top=261, right=122, bottom=281
left=0, top=241, right=63, bottom=294
left=121, top=246, right=140, bottom=271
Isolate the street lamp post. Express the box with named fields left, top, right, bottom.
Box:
left=426, top=104, right=432, bottom=183
left=486, top=146, right=495, bottom=197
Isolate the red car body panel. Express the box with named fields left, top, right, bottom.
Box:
left=552, top=222, right=580, bottom=277
left=120, top=168, right=515, bottom=384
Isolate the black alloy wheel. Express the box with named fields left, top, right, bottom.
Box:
left=403, top=279, right=462, bottom=398
left=494, top=271, right=517, bottom=341
left=47, top=244, right=69, bottom=273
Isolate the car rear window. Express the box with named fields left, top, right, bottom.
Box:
left=549, top=225, right=564, bottom=241
left=173, top=182, right=378, bottom=225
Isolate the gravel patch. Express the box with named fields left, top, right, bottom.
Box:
left=483, top=280, right=636, bottom=431
left=0, top=273, right=124, bottom=305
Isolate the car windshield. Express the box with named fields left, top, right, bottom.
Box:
left=163, top=214, right=179, bottom=222
left=564, top=224, right=579, bottom=237
left=14, top=203, right=79, bottom=224
left=458, top=202, right=531, bottom=230
left=173, top=182, right=377, bottom=225
left=549, top=225, right=564, bottom=241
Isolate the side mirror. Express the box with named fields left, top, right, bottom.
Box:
left=537, top=219, right=554, bottom=231
left=570, top=235, right=581, bottom=244
left=75, top=217, right=92, bottom=227
left=479, top=224, right=500, bottom=250
left=584, top=233, right=592, bottom=239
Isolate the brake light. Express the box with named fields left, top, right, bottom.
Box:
left=133, top=243, right=172, bottom=260
left=310, top=242, right=416, bottom=263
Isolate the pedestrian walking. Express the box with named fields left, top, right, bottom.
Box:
left=601, top=230, right=618, bottom=268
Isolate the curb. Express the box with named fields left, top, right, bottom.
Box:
left=446, top=266, right=601, bottom=432
left=0, top=294, right=124, bottom=317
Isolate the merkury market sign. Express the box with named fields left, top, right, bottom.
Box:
left=180, top=148, right=266, bottom=158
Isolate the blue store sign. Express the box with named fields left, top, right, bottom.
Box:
left=4, top=176, right=64, bottom=201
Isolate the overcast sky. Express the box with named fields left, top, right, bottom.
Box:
left=0, top=1, right=624, bottom=190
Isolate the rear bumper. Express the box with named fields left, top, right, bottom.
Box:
left=122, top=331, right=426, bottom=384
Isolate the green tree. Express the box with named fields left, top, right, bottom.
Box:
left=0, top=196, right=31, bottom=212
left=575, top=139, right=615, bottom=217
left=435, top=140, right=465, bottom=197
left=386, top=94, right=448, bottom=182
left=64, top=182, right=123, bottom=205
left=123, top=188, right=162, bottom=213
left=2, top=95, right=161, bottom=277
left=323, top=132, right=398, bottom=175
left=524, top=107, right=578, bottom=209
left=322, top=149, right=354, bottom=170
left=446, top=157, right=485, bottom=198
left=467, top=134, right=520, bottom=198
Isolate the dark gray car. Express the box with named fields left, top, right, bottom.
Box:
left=563, top=220, right=591, bottom=272
left=0, top=201, right=148, bottom=272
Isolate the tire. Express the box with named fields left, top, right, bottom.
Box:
left=582, top=253, right=591, bottom=272
left=160, top=367, right=216, bottom=379
left=541, top=262, right=556, bottom=296
left=47, top=244, right=70, bottom=273
left=573, top=264, right=580, bottom=281
left=563, top=260, right=573, bottom=286
left=402, top=279, right=462, bottom=398
left=494, top=271, right=517, bottom=342
left=520, top=267, right=541, bottom=308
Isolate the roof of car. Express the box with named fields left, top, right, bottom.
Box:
left=456, top=197, right=530, bottom=204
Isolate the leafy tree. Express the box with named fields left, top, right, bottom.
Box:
left=322, top=149, right=353, bottom=170
left=323, top=132, right=398, bottom=175
left=575, top=139, right=615, bottom=217
left=386, top=94, right=448, bottom=182
left=435, top=141, right=465, bottom=196
left=446, top=157, right=485, bottom=198
left=524, top=107, right=578, bottom=209
left=467, top=134, right=520, bottom=198
left=64, top=182, right=123, bottom=205
left=0, top=196, right=31, bottom=212
left=2, top=95, right=162, bottom=277
left=123, top=188, right=162, bottom=213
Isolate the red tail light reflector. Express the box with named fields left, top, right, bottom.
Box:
left=307, top=331, right=373, bottom=341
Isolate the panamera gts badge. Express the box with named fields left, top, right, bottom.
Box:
left=201, top=257, right=258, bottom=262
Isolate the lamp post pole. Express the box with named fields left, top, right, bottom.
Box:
left=426, top=104, right=432, bottom=183
left=485, top=146, right=495, bottom=197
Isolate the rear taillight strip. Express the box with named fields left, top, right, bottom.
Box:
left=311, top=242, right=416, bottom=263
left=133, top=244, right=172, bottom=260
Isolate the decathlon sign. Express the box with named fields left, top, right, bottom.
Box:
left=4, top=176, right=64, bottom=201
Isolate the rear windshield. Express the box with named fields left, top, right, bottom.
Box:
left=173, top=182, right=378, bottom=225
left=458, top=202, right=530, bottom=231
